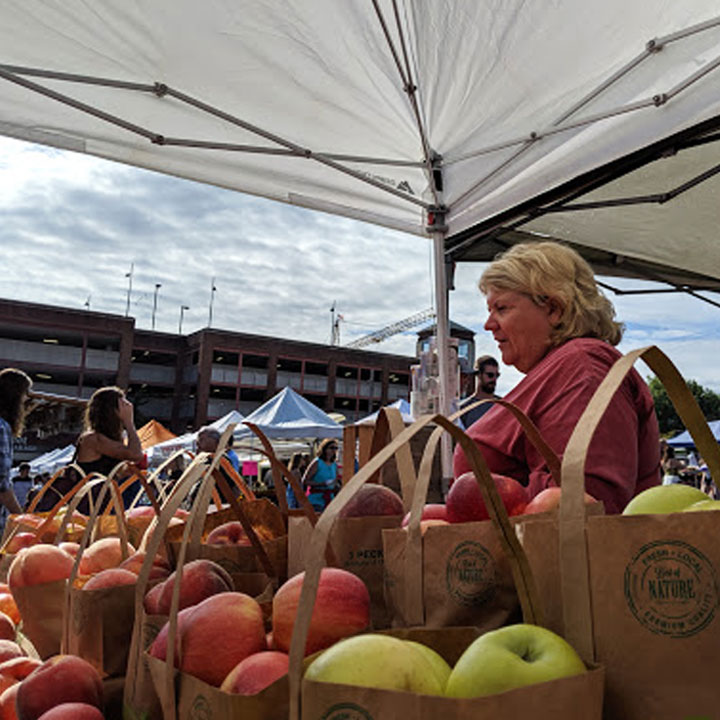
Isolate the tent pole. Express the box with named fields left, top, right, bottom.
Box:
left=429, top=209, right=453, bottom=495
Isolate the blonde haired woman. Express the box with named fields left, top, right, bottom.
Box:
left=454, top=241, right=661, bottom=513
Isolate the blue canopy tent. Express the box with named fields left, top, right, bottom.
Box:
left=667, top=420, right=720, bottom=448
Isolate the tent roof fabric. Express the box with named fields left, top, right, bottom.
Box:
left=2, top=3, right=720, bottom=292
left=356, top=398, right=414, bottom=426
left=237, top=387, right=342, bottom=440
left=137, top=419, right=176, bottom=449
left=667, top=419, right=720, bottom=448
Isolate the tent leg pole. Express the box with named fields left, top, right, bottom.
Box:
left=431, top=228, right=453, bottom=496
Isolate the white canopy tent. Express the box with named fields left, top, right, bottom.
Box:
left=3, top=2, right=720, bottom=475
left=236, top=387, right=343, bottom=441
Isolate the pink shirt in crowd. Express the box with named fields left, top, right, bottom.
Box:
left=453, top=337, right=661, bottom=514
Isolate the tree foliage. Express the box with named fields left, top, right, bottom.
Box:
left=648, top=376, right=720, bottom=435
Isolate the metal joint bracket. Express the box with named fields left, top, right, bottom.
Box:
left=529, top=131, right=539, bottom=141
left=426, top=205, right=448, bottom=233
left=153, top=82, right=168, bottom=97
left=653, top=93, right=668, bottom=106
left=403, top=83, right=417, bottom=94
left=151, top=135, right=166, bottom=145
left=646, top=38, right=663, bottom=53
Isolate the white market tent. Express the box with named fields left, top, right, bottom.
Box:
left=26, top=444, right=75, bottom=476
left=2, top=2, right=720, bottom=436
left=236, top=387, right=342, bottom=441
left=145, top=408, right=244, bottom=462
left=356, top=398, right=414, bottom=426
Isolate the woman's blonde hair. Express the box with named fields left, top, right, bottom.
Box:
left=479, top=241, right=623, bottom=347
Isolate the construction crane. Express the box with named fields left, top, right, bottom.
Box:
left=346, top=308, right=436, bottom=349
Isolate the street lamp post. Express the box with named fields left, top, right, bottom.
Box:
left=152, top=283, right=162, bottom=330
left=179, top=304, right=189, bottom=334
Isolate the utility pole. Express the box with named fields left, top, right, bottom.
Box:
left=208, top=277, right=217, bottom=327
left=124, top=262, right=134, bottom=317
left=151, top=283, right=162, bottom=330
left=179, top=304, right=189, bottom=335
left=83, top=295, right=91, bottom=311
left=330, top=301, right=338, bottom=346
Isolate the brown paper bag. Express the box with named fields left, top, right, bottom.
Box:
left=289, top=408, right=414, bottom=628
left=383, top=399, right=563, bottom=629
left=291, top=414, right=603, bottom=720
left=7, top=472, right=112, bottom=659
left=532, top=345, right=720, bottom=720
left=64, top=471, right=135, bottom=677
left=129, top=424, right=290, bottom=720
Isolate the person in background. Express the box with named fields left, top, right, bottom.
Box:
left=303, top=439, right=339, bottom=513
left=454, top=241, right=661, bottom=514
left=661, top=446, right=685, bottom=485
left=286, top=452, right=309, bottom=509
left=0, top=369, right=31, bottom=530
left=458, top=355, right=501, bottom=429
left=28, top=465, right=81, bottom=512
left=75, top=386, right=144, bottom=511
left=225, top=435, right=241, bottom=473
left=12, top=462, right=32, bottom=511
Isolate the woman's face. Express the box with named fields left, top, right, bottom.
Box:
left=483, top=288, right=561, bottom=373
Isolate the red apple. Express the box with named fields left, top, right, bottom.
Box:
left=150, top=592, right=266, bottom=687
left=338, top=484, right=404, bottom=518
left=401, top=503, right=448, bottom=527
left=37, top=704, right=104, bottom=720
left=220, top=651, right=289, bottom=695
left=272, top=568, right=370, bottom=656
left=15, top=655, right=103, bottom=720
left=0, top=682, right=19, bottom=720
left=0, top=612, right=15, bottom=641
left=0, top=641, right=23, bottom=665
left=0, top=656, right=42, bottom=680
left=446, top=472, right=528, bottom=523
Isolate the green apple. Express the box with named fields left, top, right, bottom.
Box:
left=304, top=634, right=444, bottom=695
left=683, top=499, right=720, bottom=512
left=622, top=485, right=708, bottom=516
left=404, top=640, right=452, bottom=692
left=445, top=624, right=586, bottom=698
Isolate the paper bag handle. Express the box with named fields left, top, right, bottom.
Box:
left=560, top=345, right=720, bottom=664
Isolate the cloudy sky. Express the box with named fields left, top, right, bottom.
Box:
left=2, top=136, right=720, bottom=395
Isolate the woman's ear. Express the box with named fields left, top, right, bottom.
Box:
left=546, top=297, right=564, bottom=326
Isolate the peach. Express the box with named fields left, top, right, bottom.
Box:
left=446, top=472, right=528, bottom=523
left=57, top=543, right=80, bottom=558
left=206, top=521, right=252, bottom=546
left=0, top=594, right=20, bottom=625
left=522, top=486, right=598, bottom=515
left=119, top=551, right=171, bottom=582
left=0, top=611, right=15, bottom=641
left=143, top=583, right=164, bottom=615
left=37, top=704, right=104, bottom=720
left=272, top=568, right=370, bottom=656
left=4, top=533, right=37, bottom=554
left=0, top=657, right=42, bottom=681
left=16, top=655, right=103, bottom=720
left=8, top=546, right=74, bottom=589
left=220, top=651, right=289, bottom=695
left=403, top=518, right=450, bottom=535
left=0, top=640, right=23, bottom=664
left=338, top=484, right=404, bottom=518
left=155, top=559, right=233, bottom=615
left=401, top=503, right=448, bottom=527
left=78, top=537, right=135, bottom=576
left=0, top=682, right=19, bottom=720
left=82, top=568, right=137, bottom=591
left=151, top=592, right=266, bottom=687
left=0, top=673, right=17, bottom=696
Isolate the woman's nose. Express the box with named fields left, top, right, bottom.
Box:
left=484, top=313, right=496, bottom=331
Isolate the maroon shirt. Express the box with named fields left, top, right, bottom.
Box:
left=453, top=338, right=661, bottom=513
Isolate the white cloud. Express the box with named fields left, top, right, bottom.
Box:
left=2, top=136, right=720, bottom=398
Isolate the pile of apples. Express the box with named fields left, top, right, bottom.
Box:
left=148, top=564, right=370, bottom=695
left=305, top=622, right=588, bottom=699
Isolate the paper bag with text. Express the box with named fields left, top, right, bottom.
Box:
left=524, top=346, right=720, bottom=720
left=292, top=414, right=603, bottom=720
